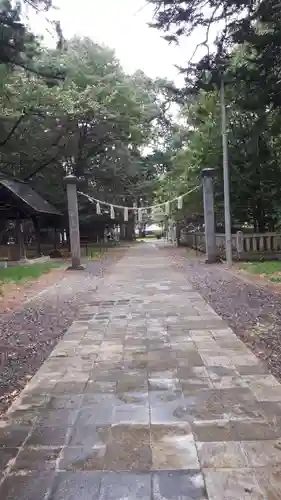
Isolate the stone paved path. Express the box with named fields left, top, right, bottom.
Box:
left=1, top=242, right=281, bottom=499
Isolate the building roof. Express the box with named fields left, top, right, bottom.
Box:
left=0, top=176, right=61, bottom=218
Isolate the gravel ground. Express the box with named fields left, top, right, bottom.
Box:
left=0, top=251, right=123, bottom=415
left=167, top=246, right=281, bottom=382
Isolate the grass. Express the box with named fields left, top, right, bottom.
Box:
left=86, top=247, right=107, bottom=260
left=85, top=240, right=120, bottom=249
left=0, top=262, right=65, bottom=285
left=239, top=261, right=281, bottom=282
left=136, top=236, right=161, bottom=242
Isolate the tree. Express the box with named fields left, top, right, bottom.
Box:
left=0, top=35, right=176, bottom=243
left=147, top=0, right=281, bottom=232
left=149, top=1, right=281, bottom=108
left=155, top=82, right=281, bottom=232
left=0, top=0, right=64, bottom=77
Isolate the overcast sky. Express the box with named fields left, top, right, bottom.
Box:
left=28, top=0, right=214, bottom=85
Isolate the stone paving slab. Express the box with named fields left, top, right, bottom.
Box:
left=1, top=242, right=281, bottom=498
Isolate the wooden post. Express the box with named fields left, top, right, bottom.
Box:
left=64, top=175, right=84, bottom=270
left=236, top=231, right=243, bottom=260
left=245, top=237, right=251, bottom=253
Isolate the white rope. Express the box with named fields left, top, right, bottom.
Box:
left=78, top=185, right=200, bottom=211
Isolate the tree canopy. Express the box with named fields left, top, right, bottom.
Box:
left=0, top=8, right=177, bottom=238
left=148, top=0, right=281, bottom=233
left=3, top=0, right=281, bottom=240
left=0, top=0, right=64, bottom=75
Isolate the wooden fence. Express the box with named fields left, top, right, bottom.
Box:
left=180, top=230, right=281, bottom=259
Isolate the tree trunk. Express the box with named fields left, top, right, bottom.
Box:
left=33, top=217, right=42, bottom=256
left=176, top=221, right=181, bottom=247
left=66, top=228, right=71, bottom=251
left=54, top=227, right=59, bottom=250
left=126, top=220, right=134, bottom=241
left=16, top=218, right=26, bottom=260
left=257, top=208, right=266, bottom=233
left=119, top=223, right=126, bottom=240
left=253, top=198, right=266, bottom=233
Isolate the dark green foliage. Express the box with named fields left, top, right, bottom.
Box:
left=149, top=0, right=281, bottom=232
left=0, top=34, right=175, bottom=237
left=0, top=0, right=64, bottom=78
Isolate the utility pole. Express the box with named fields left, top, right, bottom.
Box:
left=202, top=168, right=216, bottom=263
left=220, top=74, right=233, bottom=266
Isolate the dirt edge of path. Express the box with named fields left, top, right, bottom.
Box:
left=0, top=265, right=68, bottom=314
left=166, top=246, right=281, bottom=384
left=0, top=250, right=125, bottom=415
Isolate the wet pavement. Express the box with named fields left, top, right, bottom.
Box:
left=1, top=241, right=281, bottom=499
